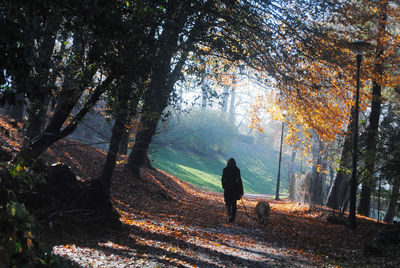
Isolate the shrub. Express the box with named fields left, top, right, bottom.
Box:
left=0, top=162, right=72, bottom=267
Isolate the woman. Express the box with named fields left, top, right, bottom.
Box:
left=221, top=158, right=244, bottom=223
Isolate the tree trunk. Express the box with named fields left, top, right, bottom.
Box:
left=289, top=149, right=297, bottom=175
left=24, top=97, right=49, bottom=145
left=201, top=78, right=208, bottom=109
left=288, top=149, right=297, bottom=200
left=126, top=9, right=196, bottom=176
left=24, top=32, right=56, bottom=143
left=6, top=92, right=24, bottom=121
left=126, top=50, right=177, bottom=175
left=24, top=66, right=55, bottom=146
left=358, top=0, right=387, bottom=216
left=16, top=74, right=113, bottom=165
left=127, top=111, right=160, bottom=176
left=289, top=174, right=295, bottom=200
left=119, top=120, right=132, bottom=155
left=126, top=43, right=177, bottom=176
left=326, top=123, right=354, bottom=210
left=311, top=134, right=323, bottom=205
left=384, top=178, right=400, bottom=223
left=99, top=98, right=129, bottom=198
left=221, top=86, right=229, bottom=114
left=304, top=171, right=314, bottom=204
left=228, top=86, right=236, bottom=124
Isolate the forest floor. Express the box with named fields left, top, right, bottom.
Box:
left=0, top=114, right=397, bottom=267
left=44, top=139, right=396, bottom=268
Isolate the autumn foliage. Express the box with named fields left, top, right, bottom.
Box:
left=250, top=0, right=400, bottom=156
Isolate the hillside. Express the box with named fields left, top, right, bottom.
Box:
left=67, top=109, right=301, bottom=195
left=149, top=141, right=296, bottom=195
left=146, top=109, right=305, bottom=195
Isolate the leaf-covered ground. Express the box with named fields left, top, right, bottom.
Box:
left=0, top=113, right=397, bottom=267
left=44, top=140, right=396, bottom=267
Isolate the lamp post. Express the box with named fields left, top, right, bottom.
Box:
left=348, top=41, right=371, bottom=229
left=275, top=111, right=286, bottom=201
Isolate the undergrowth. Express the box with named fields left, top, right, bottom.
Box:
left=0, top=161, right=75, bottom=267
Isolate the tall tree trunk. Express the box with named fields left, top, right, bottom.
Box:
left=126, top=43, right=177, bottom=175
left=126, top=7, right=198, bottom=176
left=126, top=54, right=193, bottom=175
left=383, top=178, right=400, bottom=223
left=358, top=0, right=387, bottom=216
left=24, top=32, right=56, bottom=144
left=326, top=122, right=354, bottom=210
left=311, top=134, right=323, bottom=204
left=126, top=58, right=177, bottom=176
left=99, top=94, right=129, bottom=198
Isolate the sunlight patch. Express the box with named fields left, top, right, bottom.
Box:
left=175, top=164, right=221, bottom=188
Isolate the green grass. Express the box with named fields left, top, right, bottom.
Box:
left=149, top=142, right=292, bottom=195
left=149, top=146, right=225, bottom=192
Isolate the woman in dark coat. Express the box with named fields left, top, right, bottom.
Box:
left=221, top=158, right=244, bottom=223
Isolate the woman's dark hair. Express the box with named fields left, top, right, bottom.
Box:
left=227, top=158, right=236, bottom=167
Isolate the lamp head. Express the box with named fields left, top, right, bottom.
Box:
left=349, top=41, right=372, bottom=55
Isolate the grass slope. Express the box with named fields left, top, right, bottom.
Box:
left=149, top=142, right=291, bottom=195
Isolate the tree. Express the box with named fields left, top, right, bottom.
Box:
left=228, top=80, right=237, bottom=124
left=251, top=0, right=400, bottom=226
left=384, top=177, right=400, bottom=223
left=0, top=1, right=129, bottom=165
left=325, top=120, right=354, bottom=210
left=96, top=1, right=168, bottom=195
left=357, top=0, right=389, bottom=217
left=99, top=78, right=136, bottom=197
left=126, top=0, right=235, bottom=175
left=377, top=104, right=400, bottom=223
left=221, top=86, right=229, bottom=114
left=126, top=0, right=338, bottom=176
left=0, top=0, right=62, bottom=126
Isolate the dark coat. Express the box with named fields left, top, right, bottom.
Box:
left=222, top=166, right=244, bottom=203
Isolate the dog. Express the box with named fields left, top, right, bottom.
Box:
left=255, top=201, right=270, bottom=223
